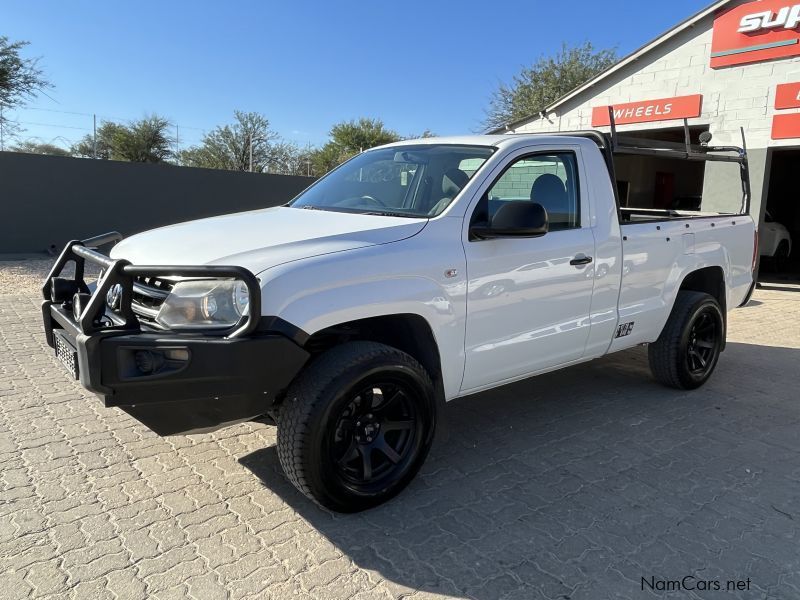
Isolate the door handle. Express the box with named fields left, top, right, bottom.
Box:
left=570, top=255, right=593, bottom=266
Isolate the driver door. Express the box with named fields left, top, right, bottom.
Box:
left=461, top=149, right=596, bottom=392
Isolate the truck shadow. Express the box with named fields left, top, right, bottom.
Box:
left=239, top=342, right=800, bottom=599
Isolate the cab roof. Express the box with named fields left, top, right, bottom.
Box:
left=379, top=133, right=601, bottom=153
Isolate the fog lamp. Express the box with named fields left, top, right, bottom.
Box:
left=72, top=292, right=92, bottom=320
left=134, top=350, right=165, bottom=374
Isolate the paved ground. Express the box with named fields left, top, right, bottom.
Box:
left=1, top=260, right=800, bottom=599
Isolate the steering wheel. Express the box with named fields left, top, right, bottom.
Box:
left=360, top=195, right=387, bottom=207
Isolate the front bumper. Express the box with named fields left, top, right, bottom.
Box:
left=41, top=232, right=309, bottom=435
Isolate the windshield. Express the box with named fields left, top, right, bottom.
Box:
left=290, top=144, right=495, bottom=217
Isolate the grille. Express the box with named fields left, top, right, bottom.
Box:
left=131, top=276, right=174, bottom=325
left=54, top=332, right=78, bottom=379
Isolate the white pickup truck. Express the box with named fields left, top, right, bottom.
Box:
left=42, top=130, right=757, bottom=512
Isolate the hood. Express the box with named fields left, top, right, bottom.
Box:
left=110, top=206, right=427, bottom=274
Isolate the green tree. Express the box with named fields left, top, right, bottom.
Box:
left=266, top=140, right=316, bottom=176
left=328, top=117, right=400, bottom=153
left=179, top=111, right=283, bottom=172
left=112, top=115, right=173, bottom=162
left=309, top=143, right=355, bottom=176
left=484, top=42, right=617, bottom=131
left=0, top=37, right=52, bottom=148
left=311, top=117, right=401, bottom=174
left=407, top=129, right=436, bottom=139
left=71, top=117, right=172, bottom=162
left=71, top=121, right=127, bottom=159
left=10, top=140, right=70, bottom=156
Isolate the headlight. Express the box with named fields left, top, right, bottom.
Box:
left=232, top=280, right=250, bottom=316
left=155, top=279, right=250, bottom=329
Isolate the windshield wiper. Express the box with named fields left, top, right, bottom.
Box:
left=362, top=211, right=425, bottom=219
left=298, top=205, right=424, bottom=218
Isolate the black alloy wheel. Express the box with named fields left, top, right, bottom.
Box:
left=277, top=341, right=437, bottom=512
left=685, top=308, right=720, bottom=377
left=328, top=380, right=421, bottom=491
left=649, top=291, right=724, bottom=390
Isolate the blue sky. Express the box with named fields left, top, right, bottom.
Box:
left=4, top=0, right=711, bottom=150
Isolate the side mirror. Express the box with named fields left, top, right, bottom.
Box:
left=470, top=201, right=549, bottom=240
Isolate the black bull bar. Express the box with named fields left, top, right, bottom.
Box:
left=40, top=232, right=309, bottom=436
left=41, top=231, right=262, bottom=342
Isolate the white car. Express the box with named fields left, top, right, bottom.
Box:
left=759, top=210, right=792, bottom=259
left=41, top=131, right=757, bottom=512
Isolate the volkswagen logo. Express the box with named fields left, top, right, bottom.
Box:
left=106, top=284, right=123, bottom=310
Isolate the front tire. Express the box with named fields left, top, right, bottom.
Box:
left=277, top=341, right=436, bottom=512
left=648, top=291, right=724, bottom=390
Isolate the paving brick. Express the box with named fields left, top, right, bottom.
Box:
left=23, top=560, right=69, bottom=596
left=71, top=578, right=114, bottom=600
left=105, top=568, right=148, bottom=600
left=186, top=572, right=228, bottom=600
left=2, top=273, right=800, bottom=598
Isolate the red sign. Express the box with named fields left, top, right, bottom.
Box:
left=772, top=113, right=800, bottom=138
left=591, top=95, right=703, bottom=127
left=775, top=82, right=800, bottom=108
left=711, top=0, right=800, bottom=69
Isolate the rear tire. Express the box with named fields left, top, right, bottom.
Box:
left=277, top=341, right=436, bottom=512
left=648, top=291, right=724, bottom=390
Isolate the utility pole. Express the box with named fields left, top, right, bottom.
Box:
left=92, top=114, right=97, bottom=158
left=0, top=106, right=4, bottom=152
left=248, top=135, right=253, bottom=172
left=175, top=124, right=180, bottom=165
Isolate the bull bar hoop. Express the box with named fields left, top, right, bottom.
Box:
left=41, top=231, right=262, bottom=340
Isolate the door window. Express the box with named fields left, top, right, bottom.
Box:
left=476, top=152, right=580, bottom=231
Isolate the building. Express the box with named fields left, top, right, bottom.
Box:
left=497, top=0, right=800, bottom=276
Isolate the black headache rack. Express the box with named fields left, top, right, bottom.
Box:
left=40, top=232, right=310, bottom=436
left=523, top=108, right=752, bottom=218
left=41, top=231, right=262, bottom=344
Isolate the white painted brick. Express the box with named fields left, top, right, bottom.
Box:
left=664, top=55, right=694, bottom=69
left=736, top=79, right=773, bottom=93
left=632, top=72, right=656, bottom=84
left=740, top=64, right=775, bottom=78
left=725, top=97, right=754, bottom=110
left=659, top=67, right=688, bottom=81
left=734, top=109, right=766, bottom=121
left=735, top=87, right=770, bottom=99
left=699, top=81, right=739, bottom=95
